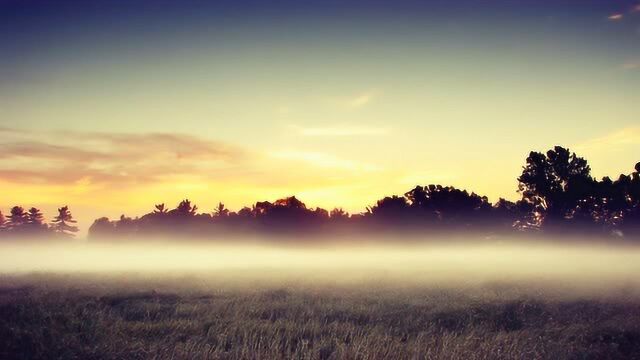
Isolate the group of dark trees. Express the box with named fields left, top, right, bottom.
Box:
left=0, top=206, right=78, bottom=239
left=87, top=146, right=640, bottom=240
left=518, top=147, right=640, bottom=236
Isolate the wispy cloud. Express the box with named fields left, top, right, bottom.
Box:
left=0, top=129, right=244, bottom=185
left=0, top=128, right=386, bottom=195
left=608, top=13, right=624, bottom=21
left=607, top=4, right=640, bottom=21
left=345, top=90, right=379, bottom=108
left=574, top=127, right=640, bottom=153
left=295, top=125, right=388, bottom=137
left=622, top=61, right=640, bottom=70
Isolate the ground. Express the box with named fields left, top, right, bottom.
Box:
left=1, top=274, right=640, bottom=360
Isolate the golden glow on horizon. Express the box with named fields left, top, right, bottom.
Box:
left=0, top=125, right=638, bottom=234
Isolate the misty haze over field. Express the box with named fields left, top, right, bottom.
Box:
left=2, top=237, right=640, bottom=296
left=3, top=238, right=640, bottom=359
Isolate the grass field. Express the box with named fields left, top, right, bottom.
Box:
left=2, top=273, right=640, bottom=360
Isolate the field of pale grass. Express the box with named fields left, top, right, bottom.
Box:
left=1, top=274, right=640, bottom=359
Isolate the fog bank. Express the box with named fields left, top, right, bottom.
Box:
left=0, top=238, right=639, bottom=293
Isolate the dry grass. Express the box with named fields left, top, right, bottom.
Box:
left=1, top=274, right=640, bottom=359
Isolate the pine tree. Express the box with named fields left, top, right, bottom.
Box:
left=50, top=206, right=79, bottom=237
left=27, top=207, right=44, bottom=225
left=25, top=207, right=48, bottom=235
left=7, top=206, right=28, bottom=230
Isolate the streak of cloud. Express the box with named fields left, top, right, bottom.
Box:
left=345, top=90, right=378, bottom=108
left=608, top=13, right=624, bottom=21
left=0, top=129, right=244, bottom=185
left=574, top=127, right=640, bottom=153
left=0, top=128, right=387, bottom=194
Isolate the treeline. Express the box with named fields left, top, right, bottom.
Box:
left=88, top=146, right=640, bottom=240
left=0, top=206, right=78, bottom=239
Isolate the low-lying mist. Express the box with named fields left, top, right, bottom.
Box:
left=2, top=236, right=640, bottom=297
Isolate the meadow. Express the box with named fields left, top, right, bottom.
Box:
left=2, top=273, right=640, bottom=360
left=2, top=240, right=640, bottom=359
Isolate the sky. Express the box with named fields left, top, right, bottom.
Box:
left=0, top=0, right=639, bottom=233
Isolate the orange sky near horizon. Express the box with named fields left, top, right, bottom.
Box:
left=0, top=125, right=638, bottom=235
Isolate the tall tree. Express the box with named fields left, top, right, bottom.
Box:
left=404, top=185, right=490, bottom=225
left=213, top=202, right=229, bottom=218
left=7, top=206, right=28, bottom=230
left=25, top=207, right=48, bottom=235
left=27, top=207, right=44, bottom=226
left=614, top=163, right=640, bottom=234
left=369, top=195, right=411, bottom=222
left=174, top=199, right=197, bottom=216
left=50, top=206, right=79, bottom=237
left=518, top=146, right=594, bottom=228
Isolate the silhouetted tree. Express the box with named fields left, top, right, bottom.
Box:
left=250, top=196, right=324, bottom=232
left=490, top=199, right=532, bottom=231
left=7, top=206, right=27, bottom=230
left=607, top=163, right=640, bottom=235
left=237, top=207, right=253, bottom=218
left=313, top=207, right=329, bottom=221
left=115, top=214, right=137, bottom=235
left=24, top=207, right=48, bottom=235
left=173, top=199, right=197, bottom=217
left=369, top=196, right=412, bottom=223
left=518, top=146, right=595, bottom=229
left=84, top=153, right=640, bottom=241
left=88, top=217, right=116, bottom=238
left=274, top=196, right=306, bottom=210
left=213, top=202, right=229, bottom=218
left=50, top=206, right=79, bottom=237
left=330, top=208, right=349, bottom=220
left=253, top=201, right=273, bottom=217
left=154, top=203, right=167, bottom=214
left=26, top=207, right=44, bottom=225
left=405, top=185, right=491, bottom=226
